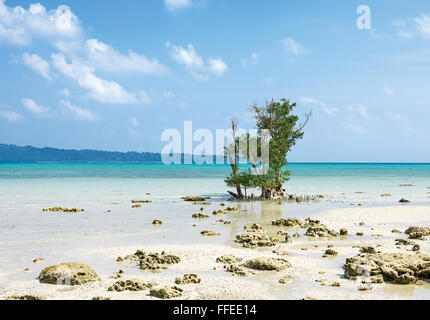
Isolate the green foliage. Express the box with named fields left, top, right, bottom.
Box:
left=225, top=98, right=310, bottom=198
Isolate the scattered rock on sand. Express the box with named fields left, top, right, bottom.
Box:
left=39, top=262, right=100, bottom=285
left=123, top=250, right=181, bottom=272
left=7, top=295, right=45, bottom=300
left=399, top=198, right=411, bottom=203
left=340, top=228, right=348, bottom=236
left=182, top=196, right=209, bottom=202
left=108, top=279, right=156, bottom=292
left=33, top=258, right=44, bottom=264
left=216, top=255, right=243, bottom=264
left=43, top=207, right=84, bottom=213
left=175, top=274, right=201, bottom=285
left=305, top=225, right=339, bottom=238
left=92, top=296, right=111, bottom=300
left=212, top=209, right=227, bottom=216
left=245, top=223, right=264, bottom=232
left=201, top=230, right=221, bottom=237
left=279, top=276, right=293, bottom=284
left=405, top=226, right=430, bottom=239
left=226, top=206, right=239, bottom=212
left=360, top=246, right=376, bottom=254
left=243, top=257, right=291, bottom=271
left=323, top=249, right=338, bottom=257
left=235, top=232, right=278, bottom=249
left=344, top=252, right=430, bottom=285
left=192, top=213, right=209, bottom=219
left=150, top=286, right=183, bottom=299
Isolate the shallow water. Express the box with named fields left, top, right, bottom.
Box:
left=0, top=163, right=429, bottom=298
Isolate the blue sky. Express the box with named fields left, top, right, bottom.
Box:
left=0, top=0, right=429, bottom=162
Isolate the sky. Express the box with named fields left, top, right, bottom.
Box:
left=0, top=0, right=429, bottom=162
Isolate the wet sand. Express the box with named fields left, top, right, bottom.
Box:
left=1, top=203, right=429, bottom=300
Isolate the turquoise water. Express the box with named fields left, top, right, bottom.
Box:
left=1, top=162, right=430, bottom=179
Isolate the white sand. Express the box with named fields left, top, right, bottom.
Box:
left=1, top=205, right=429, bottom=300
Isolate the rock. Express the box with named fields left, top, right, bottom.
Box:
left=381, top=194, right=391, bottom=197
left=358, top=285, right=373, bottom=291
left=305, top=225, right=339, bottom=238
left=323, top=249, right=338, bottom=257
left=412, top=244, right=420, bottom=252
left=399, top=184, right=414, bottom=187
left=134, top=251, right=181, bottom=272
left=212, top=209, right=227, bottom=216
left=132, top=204, right=142, bottom=208
left=224, top=264, right=253, bottom=277
left=108, top=279, right=156, bottom=292
left=201, top=230, right=221, bottom=237
left=360, top=247, right=376, bottom=254
left=245, top=223, right=264, bottom=232
left=43, top=207, right=84, bottom=213
left=272, top=249, right=289, bottom=257
left=92, top=296, right=111, bottom=300
left=216, top=255, right=243, bottom=264
left=116, top=256, right=124, bottom=262
left=272, top=217, right=303, bottom=227
left=150, top=286, right=183, bottom=299
left=182, top=196, right=209, bottom=202
left=152, top=219, right=163, bottom=225
left=399, top=199, right=411, bottom=203
left=392, top=229, right=402, bottom=234
left=344, top=252, right=430, bottom=285
left=301, top=297, right=318, bottom=300
left=285, top=233, right=292, bottom=243
left=330, top=282, right=341, bottom=287
left=235, top=232, right=278, bottom=248
left=243, top=257, right=291, bottom=271
left=293, top=233, right=301, bottom=238
left=225, top=206, right=239, bottom=212
left=359, top=222, right=365, bottom=226
left=175, top=274, right=201, bottom=285
left=131, top=200, right=152, bottom=203
left=192, top=213, right=209, bottom=219
left=279, top=276, right=292, bottom=284
left=340, top=228, right=348, bottom=236
left=405, top=226, right=430, bottom=239
left=7, top=295, right=45, bottom=300
left=356, top=232, right=364, bottom=236
left=24, top=268, right=31, bottom=272
left=33, top=258, right=44, bottom=264
left=39, top=262, right=100, bottom=285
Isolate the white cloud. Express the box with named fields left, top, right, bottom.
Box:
left=86, top=39, right=167, bottom=75
left=383, top=85, right=395, bottom=96
left=22, top=53, right=50, bottom=79
left=300, top=97, right=339, bottom=115
left=208, top=57, right=228, bottom=76
left=282, top=37, right=308, bottom=56
left=0, top=109, right=22, bottom=122
left=22, top=98, right=50, bottom=114
left=166, top=42, right=228, bottom=80
left=0, top=1, right=82, bottom=46
left=341, top=122, right=365, bottom=135
left=165, top=0, right=192, bottom=11
left=51, top=53, right=145, bottom=104
left=396, top=13, right=430, bottom=38
left=60, top=99, right=96, bottom=121
left=241, top=52, right=259, bottom=67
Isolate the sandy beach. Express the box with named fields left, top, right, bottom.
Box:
left=1, top=201, right=429, bottom=300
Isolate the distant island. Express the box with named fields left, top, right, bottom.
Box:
left=0, top=144, right=162, bottom=163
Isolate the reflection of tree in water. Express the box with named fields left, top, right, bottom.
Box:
left=226, top=201, right=284, bottom=243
